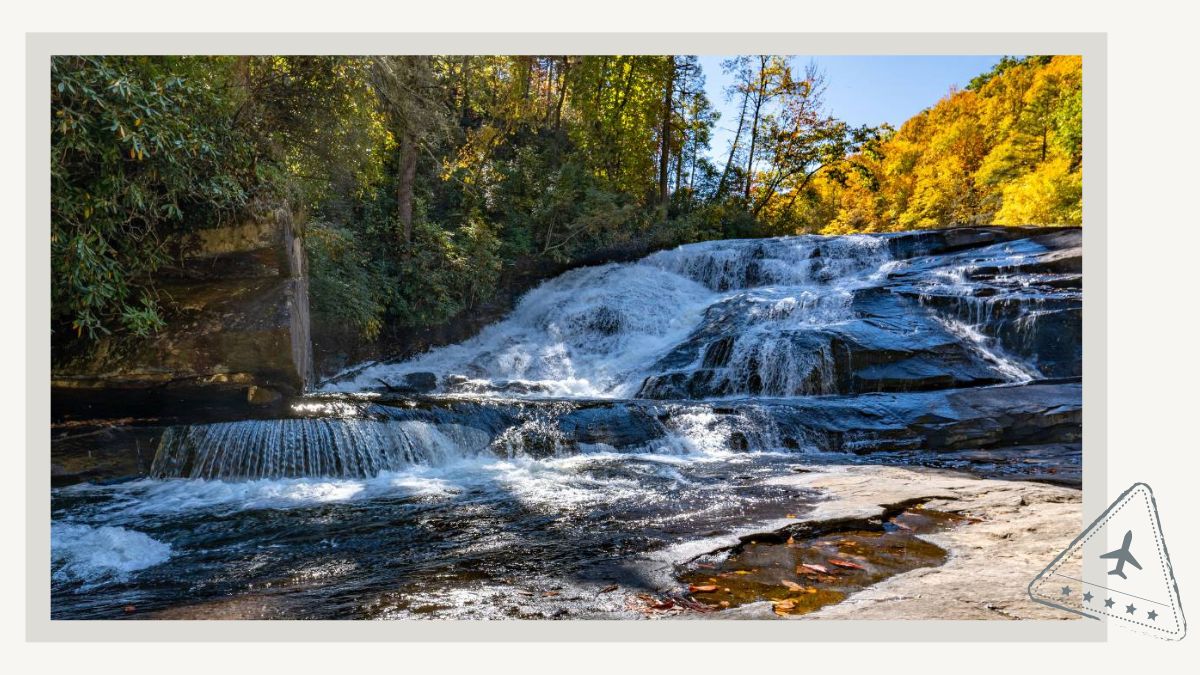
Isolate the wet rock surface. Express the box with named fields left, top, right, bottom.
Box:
left=50, top=227, right=1084, bottom=620
left=678, top=506, right=961, bottom=615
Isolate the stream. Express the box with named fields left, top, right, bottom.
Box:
left=50, top=227, right=1082, bottom=619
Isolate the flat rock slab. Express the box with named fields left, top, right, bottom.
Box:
left=711, top=465, right=1082, bottom=620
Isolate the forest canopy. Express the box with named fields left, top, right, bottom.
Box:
left=50, top=54, right=1083, bottom=345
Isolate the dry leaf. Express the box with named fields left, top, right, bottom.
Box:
left=780, top=580, right=804, bottom=591
left=689, top=584, right=718, bottom=593
left=828, top=558, right=866, bottom=570
left=772, top=599, right=796, bottom=616
left=799, top=563, right=829, bottom=574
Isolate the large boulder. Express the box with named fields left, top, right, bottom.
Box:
left=636, top=290, right=1005, bottom=399
left=51, top=206, right=312, bottom=421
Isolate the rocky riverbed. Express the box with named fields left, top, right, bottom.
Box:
left=686, top=465, right=1082, bottom=620
left=50, top=227, right=1083, bottom=620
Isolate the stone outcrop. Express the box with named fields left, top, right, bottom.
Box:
left=696, top=465, right=1083, bottom=620
left=51, top=206, right=312, bottom=421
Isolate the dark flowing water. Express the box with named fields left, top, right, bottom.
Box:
left=50, top=228, right=1082, bottom=619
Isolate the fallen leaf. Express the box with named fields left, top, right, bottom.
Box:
left=799, top=563, right=829, bottom=574
left=786, top=536, right=795, bottom=545
left=772, top=599, right=796, bottom=616
left=689, top=584, right=718, bottom=593
left=719, top=600, right=730, bottom=608
left=599, top=584, right=619, bottom=594
left=650, top=598, right=675, bottom=610
left=542, top=590, right=560, bottom=597
left=828, top=558, right=866, bottom=570
left=780, top=580, right=805, bottom=592
left=786, top=514, right=797, bottom=519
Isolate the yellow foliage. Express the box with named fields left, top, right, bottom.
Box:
left=822, top=55, right=1082, bottom=233
left=993, top=156, right=1082, bottom=225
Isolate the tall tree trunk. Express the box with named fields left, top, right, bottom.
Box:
left=553, top=56, right=570, bottom=130
left=521, top=55, right=534, bottom=102
left=744, top=102, right=760, bottom=202
left=689, top=139, right=698, bottom=193
left=397, top=131, right=417, bottom=244
left=718, top=87, right=750, bottom=197
left=744, top=62, right=767, bottom=202
left=674, top=138, right=685, bottom=198
left=460, top=56, right=472, bottom=122
left=658, top=57, right=675, bottom=212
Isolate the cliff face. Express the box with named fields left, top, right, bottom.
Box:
left=52, top=206, right=312, bottom=421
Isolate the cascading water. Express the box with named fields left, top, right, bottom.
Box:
left=150, top=417, right=495, bottom=480
left=148, top=231, right=1078, bottom=483
left=52, top=227, right=1083, bottom=619
left=324, top=234, right=932, bottom=398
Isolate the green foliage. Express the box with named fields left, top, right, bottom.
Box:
left=388, top=218, right=503, bottom=327
left=51, top=56, right=254, bottom=338
left=305, top=222, right=388, bottom=340
left=51, top=53, right=1084, bottom=354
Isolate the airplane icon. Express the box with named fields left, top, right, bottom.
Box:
left=1100, top=529, right=1143, bottom=580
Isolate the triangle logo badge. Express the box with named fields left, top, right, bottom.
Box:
left=1030, top=483, right=1186, bottom=640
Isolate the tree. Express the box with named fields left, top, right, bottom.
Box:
left=369, top=56, right=453, bottom=244
left=716, top=56, right=752, bottom=198
left=749, top=63, right=865, bottom=219
left=658, top=56, right=675, bottom=213
left=819, top=54, right=1082, bottom=232
left=741, top=55, right=796, bottom=201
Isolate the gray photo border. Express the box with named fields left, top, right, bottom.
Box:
left=26, top=32, right=1107, bottom=642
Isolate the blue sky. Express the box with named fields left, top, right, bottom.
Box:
left=697, top=55, right=1005, bottom=162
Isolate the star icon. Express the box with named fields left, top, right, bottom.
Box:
left=1104, top=597, right=1115, bottom=608
left=1061, top=586, right=1072, bottom=596
left=1147, top=610, right=1158, bottom=621
left=1126, top=603, right=1137, bottom=615
left=1082, top=591, right=1093, bottom=603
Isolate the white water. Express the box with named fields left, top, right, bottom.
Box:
left=151, top=232, right=1060, bottom=483
left=51, top=523, right=172, bottom=586
left=324, top=235, right=894, bottom=397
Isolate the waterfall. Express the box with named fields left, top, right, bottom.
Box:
left=323, top=234, right=899, bottom=398
left=150, top=230, right=1078, bottom=482
left=151, top=417, right=494, bottom=480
